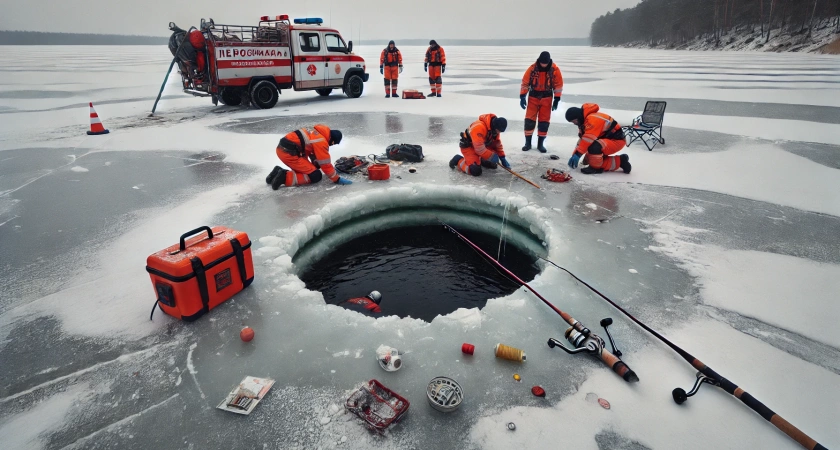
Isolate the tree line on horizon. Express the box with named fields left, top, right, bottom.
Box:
left=590, top=0, right=840, bottom=46
left=0, top=30, right=168, bottom=45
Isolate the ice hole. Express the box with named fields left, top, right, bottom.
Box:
left=293, top=208, right=545, bottom=321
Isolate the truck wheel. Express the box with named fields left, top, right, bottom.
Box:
left=250, top=80, right=278, bottom=109
left=220, top=89, right=242, bottom=106
left=344, top=75, right=364, bottom=98
left=316, top=88, right=333, bottom=97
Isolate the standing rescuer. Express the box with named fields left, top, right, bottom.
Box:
left=449, top=114, right=509, bottom=176
left=380, top=40, right=403, bottom=98
left=424, top=40, right=446, bottom=97
left=266, top=125, right=353, bottom=189
left=566, top=104, right=631, bottom=174
left=521, top=51, right=564, bottom=153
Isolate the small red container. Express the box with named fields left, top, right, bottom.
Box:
left=461, top=343, right=475, bottom=355
left=368, top=163, right=390, bottom=180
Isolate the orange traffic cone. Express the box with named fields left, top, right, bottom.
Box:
left=87, top=102, right=109, bottom=135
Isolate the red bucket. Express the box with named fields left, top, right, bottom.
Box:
left=368, top=163, right=390, bottom=181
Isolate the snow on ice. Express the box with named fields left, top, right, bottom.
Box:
left=0, top=45, right=838, bottom=449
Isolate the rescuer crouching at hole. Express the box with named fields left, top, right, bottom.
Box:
left=449, top=114, right=510, bottom=177
left=265, top=124, right=353, bottom=189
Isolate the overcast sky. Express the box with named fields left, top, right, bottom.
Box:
left=0, top=0, right=640, bottom=39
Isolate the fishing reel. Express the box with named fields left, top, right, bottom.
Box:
left=547, top=317, right=639, bottom=383
left=672, top=372, right=719, bottom=404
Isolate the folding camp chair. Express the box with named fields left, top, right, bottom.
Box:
left=623, top=101, right=666, bottom=151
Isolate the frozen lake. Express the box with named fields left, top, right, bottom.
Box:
left=0, top=45, right=838, bottom=449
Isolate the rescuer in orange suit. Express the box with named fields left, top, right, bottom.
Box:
left=380, top=40, right=403, bottom=98
left=449, top=114, right=509, bottom=177
left=265, top=125, right=353, bottom=189
left=424, top=40, right=446, bottom=97
left=565, top=104, right=631, bottom=174
left=520, top=51, right=564, bottom=153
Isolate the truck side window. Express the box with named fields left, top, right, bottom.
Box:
left=299, top=33, right=320, bottom=53
left=325, top=34, right=347, bottom=53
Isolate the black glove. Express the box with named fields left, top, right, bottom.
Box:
left=520, top=94, right=527, bottom=110
left=552, top=98, right=561, bottom=111
left=442, top=64, right=446, bottom=73
left=380, top=65, right=383, bottom=75
left=459, top=131, right=471, bottom=149
left=424, top=63, right=428, bottom=72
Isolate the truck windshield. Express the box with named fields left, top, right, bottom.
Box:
left=325, top=34, right=347, bottom=53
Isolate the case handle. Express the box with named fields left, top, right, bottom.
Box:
left=179, top=226, right=214, bottom=251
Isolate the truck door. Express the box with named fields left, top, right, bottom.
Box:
left=324, top=33, right=350, bottom=88
left=293, top=30, right=325, bottom=89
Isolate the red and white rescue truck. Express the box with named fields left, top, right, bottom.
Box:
left=168, top=15, right=369, bottom=109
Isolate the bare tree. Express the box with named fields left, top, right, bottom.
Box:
left=766, top=0, right=776, bottom=43
left=807, top=0, right=819, bottom=37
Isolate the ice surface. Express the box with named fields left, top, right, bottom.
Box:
left=0, top=45, right=837, bottom=449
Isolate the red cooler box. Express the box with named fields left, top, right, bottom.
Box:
left=146, top=226, right=254, bottom=321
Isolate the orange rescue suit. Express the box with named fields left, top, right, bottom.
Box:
left=425, top=45, right=446, bottom=95
left=275, top=125, right=340, bottom=186
left=456, top=114, right=505, bottom=174
left=573, top=104, right=626, bottom=171
left=380, top=48, right=403, bottom=75
left=521, top=62, right=563, bottom=137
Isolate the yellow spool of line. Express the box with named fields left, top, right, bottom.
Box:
left=494, top=343, right=526, bottom=362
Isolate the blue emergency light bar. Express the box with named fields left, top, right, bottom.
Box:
left=293, top=17, right=323, bottom=25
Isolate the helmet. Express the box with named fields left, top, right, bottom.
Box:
left=367, top=290, right=382, bottom=304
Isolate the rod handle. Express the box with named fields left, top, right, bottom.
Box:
left=600, top=348, right=639, bottom=382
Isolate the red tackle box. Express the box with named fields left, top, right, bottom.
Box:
left=146, top=226, right=254, bottom=321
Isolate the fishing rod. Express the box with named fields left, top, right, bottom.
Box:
left=500, top=165, right=541, bottom=190
left=441, top=222, right=637, bottom=383
left=537, top=256, right=827, bottom=450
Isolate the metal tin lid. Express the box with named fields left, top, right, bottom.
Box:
left=427, top=377, right=463, bottom=412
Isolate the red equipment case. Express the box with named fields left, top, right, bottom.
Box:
left=401, top=89, right=426, bottom=99
left=367, top=163, right=390, bottom=180
left=146, top=226, right=254, bottom=321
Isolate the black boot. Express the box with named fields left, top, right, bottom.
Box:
left=620, top=154, right=631, bottom=174
left=449, top=154, right=463, bottom=169
left=522, top=135, right=532, bottom=151
left=537, top=136, right=547, bottom=153
left=481, top=159, right=498, bottom=169
left=266, top=166, right=281, bottom=184
left=580, top=166, right=604, bottom=175
left=271, top=168, right=288, bottom=190
left=428, top=92, right=437, bottom=97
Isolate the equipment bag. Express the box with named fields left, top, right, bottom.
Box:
left=386, top=144, right=424, bottom=162
left=335, top=156, right=370, bottom=174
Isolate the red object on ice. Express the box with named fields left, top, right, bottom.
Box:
left=598, top=398, right=611, bottom=409
left=345, top=379, right=410, bottom=433
left=368, top=163, right=390, bottom=181
left=461, top=343, right=475, bottom=355
left=240, top=327, right=255, bottom=342
left=531, top=386, right=546, bottom=397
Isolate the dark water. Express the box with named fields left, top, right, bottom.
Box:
left=299, top=225, right=541, bottom=321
